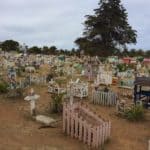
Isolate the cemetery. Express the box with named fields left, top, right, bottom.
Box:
left=0, top=0, right=150, bottom=150
left=0, top=51, right=149, bottom=150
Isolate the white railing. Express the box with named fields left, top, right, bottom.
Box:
left=67, top=83, right=88, bottom=99
left=92, top=90, right=117, bottom=106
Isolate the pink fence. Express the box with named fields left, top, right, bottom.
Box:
left=63, top=102, right=111, bottom=149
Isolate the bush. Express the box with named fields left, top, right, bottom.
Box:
left=0, top=82, right=8, bottom=93
left=50, top=93, right=64, bottom=113
left=124, top=105, right=144, bottom=121
left=56, top=79, right=66, bottom=86
left=117, top=64, right=127, bottom=72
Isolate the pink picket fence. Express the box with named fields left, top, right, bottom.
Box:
left=63, top=102, right=111, bottom=149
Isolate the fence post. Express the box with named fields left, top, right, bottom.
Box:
left=87, top=124, right=92, bottom=146
left=67, top=109, right=70, bottom=135
left=71, top=110, right=74, bottom=138
left=83, top=120, right=87, bottom=144
left=79, top=117, right=83, bottom=141
left=75, top=113, right=79, bottom=138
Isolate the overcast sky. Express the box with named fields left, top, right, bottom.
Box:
left=0, top=0, right=149, bottom=50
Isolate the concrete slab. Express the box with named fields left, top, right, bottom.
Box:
left=35, top=115, right=56, bottom=125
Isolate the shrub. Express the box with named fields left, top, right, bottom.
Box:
left=50, top=93, right=64, bottom=113
left=117, top=64, right=127, bottom=72
left=124, top=105, right=144, bottom=121
left=0, top=82, right=8, bottom=93
left=56, top=79, right=66, bottom=86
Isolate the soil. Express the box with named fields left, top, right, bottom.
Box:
left=0, top=85, right=149, bottom=150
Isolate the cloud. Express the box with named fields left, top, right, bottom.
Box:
left=122, top=0, right=150, bottom=50
left=0, top=0, right=149, bottom=50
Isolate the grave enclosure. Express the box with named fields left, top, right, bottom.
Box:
left=63, top=102, right=111, bottom=148
left=67, top=82, right=88, bottom=99
left=92, top=90, right=117, bottom=106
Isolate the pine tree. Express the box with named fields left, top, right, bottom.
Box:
left=75, top=0, right=137, bottom=56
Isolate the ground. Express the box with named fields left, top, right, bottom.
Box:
left=0, top=85, right=149, bottom=150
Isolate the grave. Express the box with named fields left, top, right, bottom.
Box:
left=63, top=102, right=111, bottom=148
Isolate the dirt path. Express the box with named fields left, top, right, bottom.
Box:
left=0, top=88, right=89, bottom=150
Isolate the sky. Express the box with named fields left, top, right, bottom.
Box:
left=0, top=0, right=150, bottom=50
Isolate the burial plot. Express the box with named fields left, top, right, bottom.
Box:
left=92, top=89, right=117, bottom=106
left=67, top=81, right=88, bottom=99
left=63, top=102, right=111, bottom=149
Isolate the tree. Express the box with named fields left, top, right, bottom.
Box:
left=145, top=50, right=150, bottom=58
left=59, top=49, right=65, bottom=55
left=75, top=0, right=137, bottom=56
left=49, top=46, right=57, bottom=55
left=1, top=40, right=19, bottom=52
left=28, top=46, right=41, bottom=54
left=136, top=49, right=144, bottom=56
left=129, top=49, right=136, bottom=57
left=122, top=48, right=129, bottom=57
left=70, top=48, right=77, bottom=55
left=42, top=46, right=49, bottom=54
